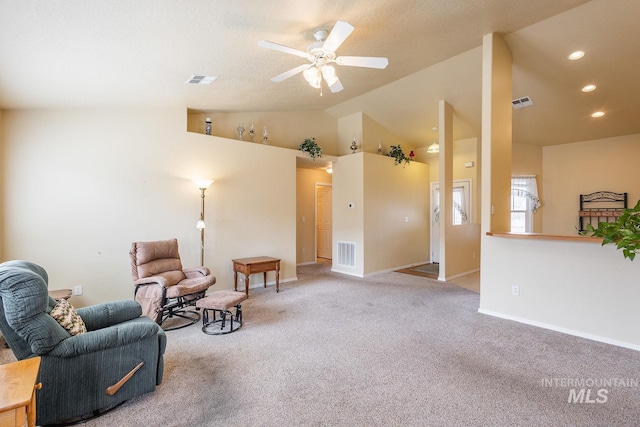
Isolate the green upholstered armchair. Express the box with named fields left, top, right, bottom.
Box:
left=0, top=260, right=166, bottom=426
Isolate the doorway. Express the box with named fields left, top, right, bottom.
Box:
left=316, top=184, right=332, bottom=261
left=430, top=179, right=472, bottom=262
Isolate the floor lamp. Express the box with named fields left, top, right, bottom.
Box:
left=193, top=179, right=214, bottom=266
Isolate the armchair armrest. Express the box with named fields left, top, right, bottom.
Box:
left=183, top=266, right=210, bottom=279
left=133, top=275, right=170, bottom=287
left=77, top=300, right=142, bottom=331
left=48, top=319, right=161, bottom=358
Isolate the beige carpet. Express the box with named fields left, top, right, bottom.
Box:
left=2, top=263, right=639, bottom=426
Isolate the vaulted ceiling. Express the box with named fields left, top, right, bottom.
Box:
left=1, top=0, right=639, bottom=148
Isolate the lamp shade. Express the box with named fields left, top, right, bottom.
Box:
left=196, top=219, right=206, bottom=229
left=303, top=66, right=321, bottom=88
left=193, top=179, right=214, bottom=189
left=427, top=142, right=439, bottom=153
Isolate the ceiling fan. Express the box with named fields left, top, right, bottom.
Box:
left=258, top=21, right=389, bottom=94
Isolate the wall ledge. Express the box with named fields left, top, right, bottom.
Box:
left=486, top=231, right=602, bottom=243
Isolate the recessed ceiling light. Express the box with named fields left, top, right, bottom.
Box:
left=591, top=111, right=605, bottom=118
left=581, top=84, right=596, bottom=92
left=568, top=50, right=585, bottom=60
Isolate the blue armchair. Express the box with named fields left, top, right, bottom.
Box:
left=0, top=260, right=166, bottom=426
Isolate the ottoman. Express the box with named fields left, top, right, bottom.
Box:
left=195, top=291, right=247, bottom=334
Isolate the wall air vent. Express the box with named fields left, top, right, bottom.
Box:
left=512, top=96, right=534, bottom=109
left=337, top=241, right=356, bottom=268
left=185, top=75, right=218, bottom=85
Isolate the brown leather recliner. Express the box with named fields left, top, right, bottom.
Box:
left=130, top=238, right=215, bottom=330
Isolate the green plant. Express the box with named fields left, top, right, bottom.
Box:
left=299, top=137, right=322, bottom=159
left=386, top=144, right=411, bottom=166
left=586, top=199, right=640, bottom=261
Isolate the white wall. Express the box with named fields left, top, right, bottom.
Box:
left=1, top=108, right=297, bottom=306
left=480, top=235, right=640, bottom=348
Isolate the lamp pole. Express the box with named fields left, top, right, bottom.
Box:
left=193, top=179, right=214, bottom=266
left=199, top=187, right=206, bottom=266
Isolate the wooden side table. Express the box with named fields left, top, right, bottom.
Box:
left=0, top=357, right=42, bottom=427
left=232, top=256, right=281, bottom=297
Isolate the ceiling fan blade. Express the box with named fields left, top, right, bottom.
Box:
left=328, top=77, right=344, bottom=93
left=335, top=56, right=389, bottom=69
left=271, top=63, right=312, bottom=82
left=258, top=40, right=309, bottom=59
left=322, top=21, right=354, bottom=52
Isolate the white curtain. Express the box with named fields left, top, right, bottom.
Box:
left=511, top=175, right=541, bottom=213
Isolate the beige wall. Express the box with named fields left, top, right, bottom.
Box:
left=363, top=153, right=429, bottom=274
left=512, top=142, right=543, bottom=232
left=481, top=33, right=512, bottom=233
left=362, top=113, right=414, bottom=155
left=0, top=109, right=4, bottom=261
left=1, top=108, right=298, bottom=306
left=542, top=133, right=640, bottom=235
left=332, top=153, right=364, bottom=275
left=333, top=152, right=430, bottom=276
left=187, top=110, right=339, bottom=156
left=337, top=112, right=364, bottom=156
left=296, top=167, right=332, bottom=265
left=480, top=235, right=640, bottom=348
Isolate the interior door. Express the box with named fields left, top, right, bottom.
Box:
left=430, top=179, right=472, bottom=263
left=316, top=184, right=332, bottom=260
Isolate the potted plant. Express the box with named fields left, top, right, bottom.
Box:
left=299, top=137, right=322, bottom=159
left=587, top=199, right=640, bottom=261
left=386, top=144, right=411, bottom=166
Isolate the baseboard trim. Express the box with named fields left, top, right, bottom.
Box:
left=444, top=268, right=480, bottom=281
left=478, top=308, right=640, bottom=352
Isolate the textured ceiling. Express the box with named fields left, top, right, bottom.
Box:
left=1, top=0, right=639, bottom=148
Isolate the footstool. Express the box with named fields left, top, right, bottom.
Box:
left=195, top=291, right=247, bottom=335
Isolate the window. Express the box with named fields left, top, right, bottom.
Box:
left=432, top=180, right=471, bottom=226
left=511, top=176, right=541, bottom=233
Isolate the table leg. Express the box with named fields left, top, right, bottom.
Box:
left=276, top=266, right=280, bottom=293
left=244, top=273, right=250, bottom=297
left=263, top=272, right=267, bottom=288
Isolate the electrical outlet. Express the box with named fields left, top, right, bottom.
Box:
left=74, top=285, right=83, bottom=296
left=512, top=285, right=520, bottom=296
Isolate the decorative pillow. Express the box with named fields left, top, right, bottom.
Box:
left=49, top=298, right=87, bottom=335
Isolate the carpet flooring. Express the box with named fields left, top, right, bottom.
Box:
left=2, top=263, right=639, bottom=426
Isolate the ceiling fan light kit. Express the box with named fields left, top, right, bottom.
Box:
left=258, top=21, right=389, bottom=94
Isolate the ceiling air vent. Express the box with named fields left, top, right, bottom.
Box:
left=512, top=96, right=533, bottom=109
left=185, top=75, right=218, bottom=85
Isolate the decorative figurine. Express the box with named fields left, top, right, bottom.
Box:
left=262, top=126, right=269, bottom=145
left=205, top=117, right=212, bottom=135
left=350, top=137, right=358, bottom=154
left=249, top=121, right=255, bottom=142
left=237, top=122, right=245, bottom=140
